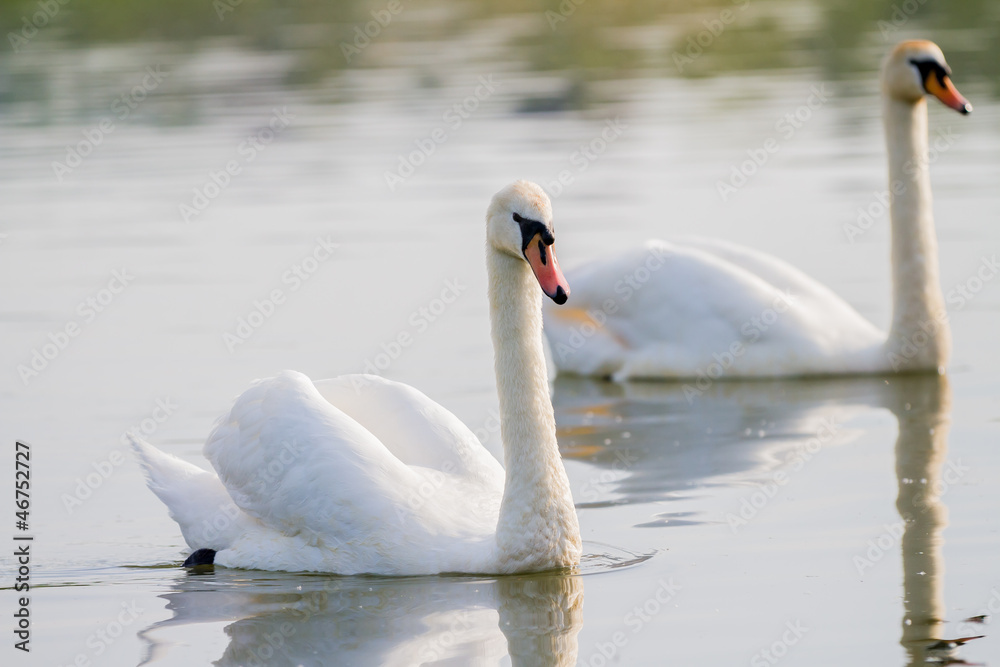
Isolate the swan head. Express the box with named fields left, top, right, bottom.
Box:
left=487, top=180, right=570, bottom=305
left=882, top=40, right=972, bottom=114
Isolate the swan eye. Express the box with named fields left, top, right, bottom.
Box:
left=513, top=211, right=544, bottom=228
left=512, top=212, right=555, bottom=253
left=909, top=58, right=950, bottom=90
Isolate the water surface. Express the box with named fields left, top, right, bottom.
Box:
left=2, top=1, right=999, bottom=665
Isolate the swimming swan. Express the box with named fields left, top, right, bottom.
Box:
left=132, top=180, right=581, bottom=575
left=544, top=40, right=971, bottom=380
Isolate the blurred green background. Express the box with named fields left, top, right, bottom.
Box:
left=2, top=0, right=998, bottom=110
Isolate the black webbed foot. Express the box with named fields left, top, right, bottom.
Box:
left=183, top=548, right=216, bottom=567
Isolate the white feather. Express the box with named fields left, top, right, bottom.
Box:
left=544, top=42, right=963, bottom=379
left=133, top=181, right=580, bottom=575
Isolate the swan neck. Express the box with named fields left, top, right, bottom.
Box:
left=883, top=96, right=950, bottom=370
left=488, top=248, right=580, bottom=571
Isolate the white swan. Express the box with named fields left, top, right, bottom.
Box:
left=131, top=180, right=581, bottom=575
left=544, top=40, right=971, bottom=380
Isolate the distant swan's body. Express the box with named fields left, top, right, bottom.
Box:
left=544, top=40, right=971, bottom=380
left=133, top=181, right=581, bottom=575
left=546, top=237, right=896, bottom=379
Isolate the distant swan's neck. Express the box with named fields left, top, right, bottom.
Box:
left=488, top=248, right=580, bottom=572
left=883, top=96, right=950, bottom=371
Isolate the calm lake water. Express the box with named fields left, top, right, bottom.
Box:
left=2, top=0, right=1000, bottom=665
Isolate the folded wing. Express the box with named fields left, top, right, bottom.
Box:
left=204, top=371, right=418, bottom=545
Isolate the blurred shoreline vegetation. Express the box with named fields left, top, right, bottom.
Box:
left=0, top=0, right=997, bottom=95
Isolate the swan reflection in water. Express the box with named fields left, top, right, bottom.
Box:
left=139, top=570, right=582, bottom=666
left=551, top=374, right=878, bottom=513
left=552, top=373, right=982, bottom=663
left=891, top=376, right=983, bottom=664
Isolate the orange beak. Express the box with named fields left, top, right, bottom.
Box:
left=524, top=233, right=570, bottom=304
left=925, top=73, right=972, bottom=115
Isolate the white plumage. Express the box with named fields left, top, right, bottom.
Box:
left=132, top=181, right=581, bottom=575
left=545, top=40, right=969, bottom=380
left=134, top=372, right=504, bottom=574
left=545, top=237, right=886, bottom=379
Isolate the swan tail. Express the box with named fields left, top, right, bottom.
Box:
left=129, top=434, right=245, bottom=552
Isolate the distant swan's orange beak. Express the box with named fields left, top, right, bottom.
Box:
left=524, top=233, right=570, bottom=304
left=926, top=74, right=972, bottom=115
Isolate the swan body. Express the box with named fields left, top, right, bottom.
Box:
left=545, top=40, right=971, bottom=380
left=545, top=237, right=887, bottom=379
left=133, top=372, right=505, bottom=573
left=133, top=181, right=581, bottom=574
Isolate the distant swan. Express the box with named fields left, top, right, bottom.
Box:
left=132, top=180, right=581, bottom=575
left=544, top=40, right=971, bottom=380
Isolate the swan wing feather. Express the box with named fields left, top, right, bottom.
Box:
left=203, top=370, right=417, bottom=545
left=674, top=236, right=881, bottom=327
left=312, top=374, right=504, bottom=487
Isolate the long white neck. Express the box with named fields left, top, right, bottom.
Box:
left=882, top=95, right=950, bottom=371
left=488, top=248, right=580, bottom=573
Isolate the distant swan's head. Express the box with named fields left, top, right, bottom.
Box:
left=487, top=180, right=570, bottom=305
left=882, top=40, right=972, bottom=114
